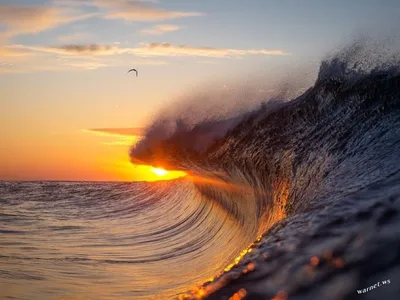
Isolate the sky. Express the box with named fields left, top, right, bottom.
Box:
left=1, top=0, right=399, bottom=181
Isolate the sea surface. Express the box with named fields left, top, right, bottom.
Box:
left=2, top=44, right=400, bottom=299
left=0, top=180, right=254, bottom=299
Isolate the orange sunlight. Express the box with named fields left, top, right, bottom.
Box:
left=151, top=167, right=169, bottom=176
left=124, top=164, right=187, bottom=182
left=146, top=166, right=187, bottom=181
left=79, top=129, right=187, bottom=182
left=0, top=126, right=188, bottom=182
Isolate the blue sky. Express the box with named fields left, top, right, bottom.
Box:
left=2, top=1, right=399, bottom=80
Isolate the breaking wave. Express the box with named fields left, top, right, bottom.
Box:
left=2, top=40, right=400, bottom=300
left=130, top=40, right=400, bottom=299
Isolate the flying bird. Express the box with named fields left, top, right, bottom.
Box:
left=128, top=68, right=138, bottom=76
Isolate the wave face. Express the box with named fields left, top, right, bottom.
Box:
left=0, top=180, right=258, bottom=299
left=129, top=43, right=400, bottom=299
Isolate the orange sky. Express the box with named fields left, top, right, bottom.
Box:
left=0, top=0, right=297, bottom=182
left=1, top=1, right=397, bottom=181
left=0, top=0, right=301, bottom=181
left=0, top=126, right=186, bottom=182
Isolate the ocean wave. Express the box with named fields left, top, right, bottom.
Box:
left=129, top=41, right=400, bottom=299
left=2, top=40, right=400, bottom=299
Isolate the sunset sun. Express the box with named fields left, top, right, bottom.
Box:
left=151, top=167, right=168, bottom=176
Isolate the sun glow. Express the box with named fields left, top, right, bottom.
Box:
left=114, top=162, right=187, bottom=182
left=151, top=167, right=168, bottom=176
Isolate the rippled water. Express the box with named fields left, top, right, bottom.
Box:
left=0, top=180, right=255, bottom=299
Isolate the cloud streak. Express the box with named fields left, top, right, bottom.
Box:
left=133, top=43, right=290, bottom=57
left=0, top=5, right=98, bottom=38
left=13, top=43, right=290, bottom=58
left=93, top=0, right=202, bottom=21
left=58, top=44, right=115, bottom=54
left=138, top=24, right=182, bottom=35
left=0, top=45, right=33, bottom=57
left=83, top=128, right=144, bottom=146
left=0, top=44, right=170, bottom=73
left=2, top=40, right=289, bottom=73
left=66, top=61, right=108, bottom=70
left=54, top=0, right=203, bottom=21
left=85, top=128, right=145, bottom=136
left=11, top=44, right=117, bottom=56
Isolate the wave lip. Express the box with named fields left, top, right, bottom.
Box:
left=131, top=40, right=400, bottom=172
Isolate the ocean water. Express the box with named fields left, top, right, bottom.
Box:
left=0, top=180, right=255, bottom=299
left=2, top=44, right=400, bottom=299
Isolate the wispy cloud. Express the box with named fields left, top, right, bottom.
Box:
left=13, top=43, right=290, bottom=58
left=93, top=0, right=203, bottom=21
left=11, top=44, right=117, bottom=56
left=53, top=0, right=94, bottom=7
left=129, top=42, right=290, bottom=58
left=0, top=45, right=169, bottom=73
left=83, top=128, right=144, bottom=146
left=85, top=128, right=145, bottom=136
left=0, top=5, right=98, bottom=38
left=0, top=2, right=203, bottom=73
left=138, top=24, right=182, bottom=35
left=0, top=48, right=108, bottom=73
left=55, top=44, right=115, bottom=54
left=2, top=40, right=289, bottom=73
left=0, top=45, right=35, bottom=73
left=0, top=61, right=15, bottom=73
left=0, top=45, right=33, bottom=57
left=54, top=0, right=203, bottom=21
left=0, top=62, right=87, bottom=74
